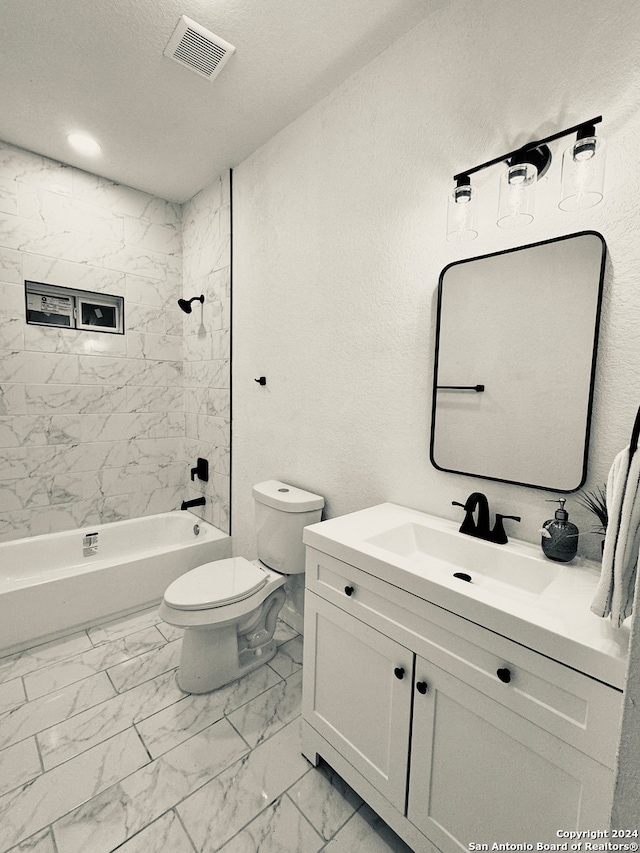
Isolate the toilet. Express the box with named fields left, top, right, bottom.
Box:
left=160, top=480, right=324, bottom=693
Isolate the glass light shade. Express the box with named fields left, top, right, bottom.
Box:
left=497, top=162, right=537, bottom=228
left=446, top=183, right=478, bottom=242
left=559, top=136, right=605, bottom=211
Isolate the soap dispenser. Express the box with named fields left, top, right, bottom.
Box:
left=540, top=498, right=579, bottom=563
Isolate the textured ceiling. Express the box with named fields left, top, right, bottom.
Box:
left=0, top=0, right=434, bottom=202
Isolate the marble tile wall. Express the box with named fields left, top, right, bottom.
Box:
left=0, top=141, right=225, bottom=542
left=180, top=174, right=231, bottom=532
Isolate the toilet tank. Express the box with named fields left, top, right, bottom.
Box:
left=253, top=480, right=324, bottom=574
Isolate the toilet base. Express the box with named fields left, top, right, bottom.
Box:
left=175, top=586, right=286, bottom=694
left=176, top=626, right=278, bottom=693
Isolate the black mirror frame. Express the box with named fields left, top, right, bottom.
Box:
left=430, top=230, right=607, bottom=492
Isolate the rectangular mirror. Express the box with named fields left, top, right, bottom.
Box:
left=430, top=231, right=606, bottom=492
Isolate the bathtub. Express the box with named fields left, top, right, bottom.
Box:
left=0, top=512, right=231, bottom=655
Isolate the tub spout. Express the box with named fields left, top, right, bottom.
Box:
left=181, top=497, right=206, bottom=511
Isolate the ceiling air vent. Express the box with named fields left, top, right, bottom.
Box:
left=164, top=15, right=236, bottom=81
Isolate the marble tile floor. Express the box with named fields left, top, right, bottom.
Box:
left=0, top=606, right=413, bottom=853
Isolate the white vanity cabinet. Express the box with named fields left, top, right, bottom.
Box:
left=303, top=593, right=413, bottom=810
left=301, top=546, right=623, bottom=853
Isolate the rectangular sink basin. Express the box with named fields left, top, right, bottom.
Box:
left=365, top=522, right=561, bottom=598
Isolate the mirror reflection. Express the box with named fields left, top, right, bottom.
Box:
left=430, top=231, right=606, bottom=491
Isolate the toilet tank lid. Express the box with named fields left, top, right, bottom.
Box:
left=253, top=480, right=324, bottom=512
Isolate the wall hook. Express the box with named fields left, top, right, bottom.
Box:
left=255, top=377, right=267, bottom=385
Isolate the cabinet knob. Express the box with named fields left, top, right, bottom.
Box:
left=394, top=667, right=405, bottom=680
left=416, top=681, right=428, bottom=694
left=344, top=585, right=354, bottom=597
left=496, top=667, right=512, bottom=684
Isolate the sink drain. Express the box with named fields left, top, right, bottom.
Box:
left=453, top=572, right=472, bottom=583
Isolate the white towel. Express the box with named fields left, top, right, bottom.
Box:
left=591, top=445, right=640, bottom=627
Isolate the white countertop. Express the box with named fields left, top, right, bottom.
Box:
left=303, top=502, right=630, bottom=690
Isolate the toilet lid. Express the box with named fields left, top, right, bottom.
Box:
left=164, top=557, right=269, bottom=610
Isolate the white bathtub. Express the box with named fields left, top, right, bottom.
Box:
left=0, top=512, right=231, bottom=655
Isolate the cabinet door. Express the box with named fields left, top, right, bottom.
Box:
left=408, top=656, right=613, bottom=851
left=303, top=591, right=413, bottom=811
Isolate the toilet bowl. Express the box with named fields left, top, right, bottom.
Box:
left=160, top=557, right=287, bottom=693
left=161, top=480, right=324, bottom=693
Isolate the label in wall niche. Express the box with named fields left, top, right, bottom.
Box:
left=82, top=532, right=99, bottom=558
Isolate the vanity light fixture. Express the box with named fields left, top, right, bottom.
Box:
left=446, top=175, right=478, bottom=242
left=559, top=122, right=606, bottom=211
left=497, top=144, right=551, bottom=229
left=447, top=117, right=604, bottom=242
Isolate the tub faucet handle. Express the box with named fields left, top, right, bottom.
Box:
left=190, top=458, right=209, bottom=482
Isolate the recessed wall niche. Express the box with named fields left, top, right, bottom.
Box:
left=25, top=280, right=124, bottom=334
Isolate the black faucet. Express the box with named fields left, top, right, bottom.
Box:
left=181, top=496, right=206, bottom=511
left=453, top=492, right=492, bottom=539
left=489, top=513, right=522, bottom=544
left=452, top=492, right=521, bottom=544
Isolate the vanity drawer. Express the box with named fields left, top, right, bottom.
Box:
left=305, top=547, right=623, bottom=768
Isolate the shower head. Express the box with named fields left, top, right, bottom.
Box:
left=178, top=295, right=205, bottom=314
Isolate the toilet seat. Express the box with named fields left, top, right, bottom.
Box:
left=164, top=557, right=269, bottom=611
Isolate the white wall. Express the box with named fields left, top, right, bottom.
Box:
left=232, top=0, right=640, bottom=560
left=231, top=0, right=640, bottom=821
